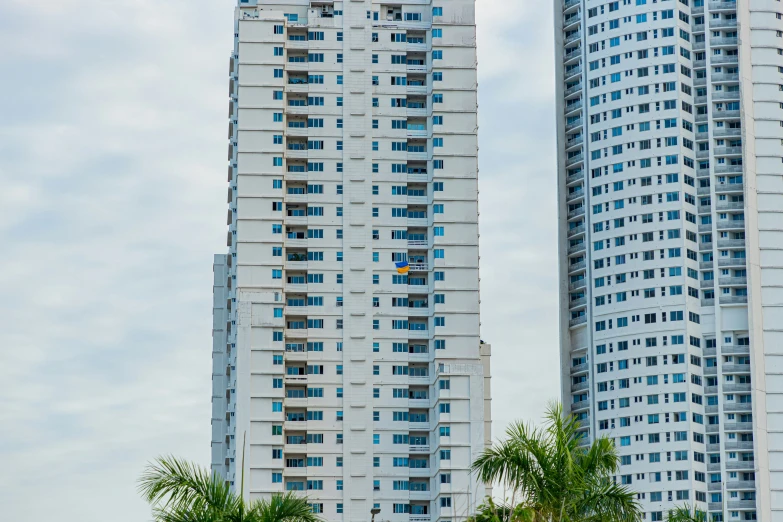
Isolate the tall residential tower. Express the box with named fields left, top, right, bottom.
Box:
left=212, top=2, right=490, bottom=522
left=556, top=0, right=783, bottom=520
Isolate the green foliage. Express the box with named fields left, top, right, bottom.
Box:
left=471, top=402, right=642, bottom=522
left=667, top=505, right=707, bottom=522
left=138, top=456, right=322, bottom=522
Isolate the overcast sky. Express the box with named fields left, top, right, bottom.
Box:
left=0, top=1, right=558, bottom=520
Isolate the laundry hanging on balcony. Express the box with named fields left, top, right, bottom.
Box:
left=395, top=261, right=410, bottom=274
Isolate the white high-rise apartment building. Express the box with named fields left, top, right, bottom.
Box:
left=556, top=0, right=783, bottom=520
left=211, top=2, right=491, bottom=522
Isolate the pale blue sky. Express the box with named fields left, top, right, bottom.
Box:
left=0, top=1, right=558, bottom=520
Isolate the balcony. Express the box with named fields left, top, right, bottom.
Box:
left=406, top=128, right=428, bottom=139
left=564, top=0, right=580, bottom=10
left=700, top=261, right=714, bottom=270
left=726, top=441, right=755, bottom=450
left=409, top=444, right=430, bottom=453
left=699, top=242, right=713, bottom=253
left=724, top=403, right=753, bottom=412
left=715, top=183, right=744, bottom=194
left=564, top=31, right=582, bottom=46
left=708, top=502, right=723, bottom=512
left=571, top=380, right=588, bottom=392
left=711, top=19, right=738, bottom=29
left=718, top=257, right=746, bottom=267
left=716, top=219, right=745, bottom=230
left=724, top=422, right=753, bottom=431
left=724, top=383, right=752, bottom=393
left=715, top=164, right=743, bottom=174
left=569, top=316, right=587, bottom=328
left=566, top=135, right=583, bottom=150
left=569, top=279, right=586, bottom=291
left=565, top=118, right=583, bottom=132
left=563, top=48, right=582, bottom=65
left=713, top=109, right=741, bottom=120
left=569, top=261, right=586, bottom=274
left=727, top=500, right=756, bottom=510
left=714, top=146, right=743, bottom=156
left=566, top=170, right=584, bottom=184
left=726, top=480, right=756, bottom=490
left=567, top=224, right=585, bottom=238
left=722, top=345, right=750, bottom=356
left=571, top=399, right=589, bottom=411
left=701, top=298, right=715, bottom=307
left=407, top=238, right=429, bottom=248
left=704, top=366, right=717, bottom=376
left=567, top=206, right=585, bottom=219
left=719, top=276, right=747, bottom=285
left=564, top=65, right=582, bottom=80
left=571, top=362, right=589, bottom=374
left=716, top=201, right=745, bottom=211
left=721, top=295, right=748, bottom=305
left=706, top=424, right=720, bottom=433
left=710, top=0, right=739, bottom=11
left=710, top=37, right=739, bottom=47
left=567, top=242, right=586, bottom=255
left=565, top=100, right=583, bottom=116
left=723, top=363, right=751, bottom=373
left=726, top=461, right=755, bottom=471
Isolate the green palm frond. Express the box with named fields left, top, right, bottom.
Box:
left=471, top=402, right=642, bottom=522
left=138, top=455, right=236, bottom=515
left=667, top=504, right=707, bottom=522
left=249, top=492, right=322, bottom=522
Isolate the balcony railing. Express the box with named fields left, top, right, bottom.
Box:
left=710, top=37, right=739, bottom=47
left=715, top=164, right=743, bottom=174
left=723, top=383, right=752, bottom=393
left=726, top=480, right=756, bottom=490
left=716, top=201, right=745, bottom=211
left=567, top=224, right=585, bottom=238
left=724, top=402, right=753, bottom=412
left=715, top=183, right=744, bottom=194
left=718, top=257, right=746, bottom=267
left=716, top=219, right=745, bottom=229
left=722, top=363, right=751, bottom=373
left=570, top=379, right=588, bottom=391
left=722, top=345, right=750, bottom=356
left=720, top=295, right=748, bottom=305
left=569, top=316, right=587, bottom=328
left=724, top=422, right=754, bottom=431
left=571, top=399, right=589, bottom=411
left=719, top=276, right=747, bottom=285
left=564, top=31, right=582, bottom=45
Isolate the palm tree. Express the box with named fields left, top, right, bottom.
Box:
left=667, top=505, right=707, bottom=522
left=138, top=456, right=323, bottom=522
left=471, top=401, right=641, bottom=522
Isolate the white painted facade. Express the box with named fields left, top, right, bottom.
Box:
left=555, top=0, right=783, bottom=520
left=212, top=2, right=490, bottom=522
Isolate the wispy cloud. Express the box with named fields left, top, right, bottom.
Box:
left=0, top=0, right=558, bottom=519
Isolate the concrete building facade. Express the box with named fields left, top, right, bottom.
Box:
left=212, top=2, right=490, bottom=522
left=555, top=0, right=783, bottom=520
